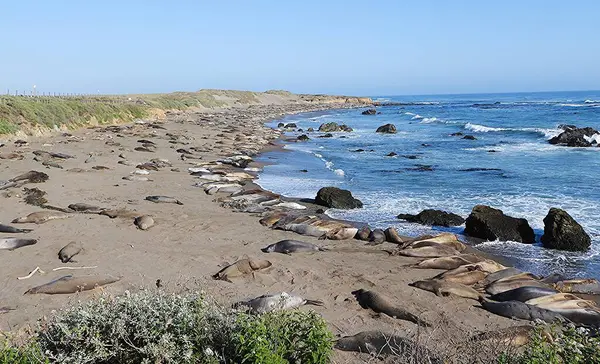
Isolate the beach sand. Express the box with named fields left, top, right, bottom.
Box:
left=0, top=98, right=522, bottom=363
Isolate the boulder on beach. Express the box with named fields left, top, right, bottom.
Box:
left=315, top=187, right=363, bottom=209
left=397, top=209, right=465, bottom=227
left=318, top=122, right=353, bottom=132
left=376, top=124, right=397, bottom=134
left=362, top=109, right=377, bottom=115
left=541, top=208, right=591, bottom=251
left=464, top=205, right=535, bottom=243
left=549, top=125, right=599, bottom=147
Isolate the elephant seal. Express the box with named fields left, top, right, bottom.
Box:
left=410, top=233, right=460, bottom=245
left=145, top=196, right=183, bottom=205
left=25, top=275, right=120, bottom=295
left=68, top=203, right=105, bottom=214
left=367, top=229, right=386, bottom=245
left=409, top=280, right=482, bottom=300
left=394, top=244, right=460, bottom=258
left=134, top=215, right=154, bottom=230
left=325, top=227, right=359, bottom=240
left=235, top=292, right=323, bottom=314
left=352, top=289, right=430, bottom=326
left=384, top=227, right=407, bottom=245
left=334, top=331, right=442, bottom=362
left=479, top=299, right=567, bottom=323
left=410, top=239, right=466, bottom=252
left=11, top=170, right=49, bottom=183
left=490, top=286, right=559, bottom=302
left=0, top=224, right=33, bottom=233
left=213, top=258, right=272, bottom=282
left=355, top=226, right=371, bottom=241
left=438, top=269, right=489, bottom=286
left=100, top=209, right=142, bottom=219
left=261, top=240, right=326, bottom=254
left=58, top=241, right=83, bottom=263
left=412, top=254, right=484, bottom=270
left=282, top=223, right=326, bottom=238
left=0, top=238, right=37, bottom=250
left=436, top=261, right=505, bottom=280
left=470, top=325, right=542, bottom=347
left=259, top=212, right=291, bottom=227
left=479, top=267, right=524, bottom=287
left=525, top=293, right=584, bottom=306
left=555, top=279, right=600, bottom=295
left=12, top=211, right=69, bottom=224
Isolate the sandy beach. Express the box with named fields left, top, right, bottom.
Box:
left=0, top=95, right=529, bottom=363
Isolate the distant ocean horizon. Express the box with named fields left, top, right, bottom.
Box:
left=257, top=90, right=600, bottom=279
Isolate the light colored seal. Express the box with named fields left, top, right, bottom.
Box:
left=437, top=269, right=489, bottom=286
left=0, top=224, right=33, bottom=233
left=100, top=209, right=141, bottom=219
left=412, top=254, right=484, bottom=270
left=68, top=203, right=105, bottom=214
left=470, top=325, right=544, bottom=347
left=25, top=275, right=120, bottom=295
left=12, top=211, right=69, bottom=224
left=325, top=226, right=359, bottom=240
left=58, top=241, right=83, bottom=263
left=261, top=240, right=326, bottom=254
left=554, top=279, right=600, bottom=295
left=235, top=292, right=324, bottom=314
left=435, top=261, right=505, bottom=280
left=134, top=215, right=155, bottom=230
left=410, top=239, right=466, bottom=252
left=409, top=280, right=482, bottom=300
left=0, top=238, right=37, bottom=250
left=478, top=267, right=524, bottom=287
left=394, top=244, right=460, bottom=258
left=352, top=289, right=430, bottom=326
left=213, top=258, right=272, bottom=282
left=145, top=195, right=183, bottom=205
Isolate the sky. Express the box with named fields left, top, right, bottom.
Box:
left=1, top=0, right=599, bottom=96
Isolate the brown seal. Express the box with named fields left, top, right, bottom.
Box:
left=12, top=211, right=69, bottom=224
left=352, top=289, right=430, bottom=326
left=409, top=279, right=482, bottom=300
left=58, top=241, right=83, bottom=263
left=25, top=275, right=120, bottom=294
left=212, top=258, right=272, bottom=282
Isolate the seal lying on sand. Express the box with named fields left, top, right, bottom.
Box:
left=100, top=209, right=141, bottom=219
left=0, top=224, right=33, bottom=233
left=134, top=215, right=155, bottom=230
left=25, top=275, right=120, bottom=294
left=145, top=196, right=183, bottom=205
left=409, top=239, right=466, bottom=252
left=555, top=279, right=600, bottom=295
left=409, top=280, right=482, bottom=300
left=334, top=331, right=442, bottom=362
left=0, top=238, right=37, bottom=250
left=212, top=258, right=272, bottom=282
left=485, top=275, right=548, bottom=295
left=68, top=203, right=105, bottom=214
left=352, top=289, right=429, bottom=326
left=393, top=244, right=460, bottom=258
left=12, top=211, right=69, bottom=224
left=470, top=325, right=543, bottom=347
left=261, top=240, right=326, bottom=254
left=479, top=299, right=567, bottom=324
left=478, top=267, right=524, bottom=287
left=58, top=241, right=83, bottom=263
left=411, top=254, right=484, bottom=270
left=235, top=292, right=324, bottom=314
left=490, top=286, right=559, bottom=302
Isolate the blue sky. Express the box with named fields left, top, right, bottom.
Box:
left=1, top=0, right=598, bottom=96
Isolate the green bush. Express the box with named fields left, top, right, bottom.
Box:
left=0, top=340, right=48, bottom=364
left=498, top=324, right=600, bottom=364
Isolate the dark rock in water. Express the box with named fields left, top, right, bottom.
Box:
left=352, top=149, right=365, bottom=153
left=459, top=168, right=502, bottom=172
left=407, top=164, right=433, bottom=172
left=362, top=109, right=377, bottom=115
left=402, top=155, right=418, bottom=159
left=421, top=143, right=431, bottom=147
left=397, top=209, right=465, bottom=227
left=355, top=226, right=372, bottom=241
left=307, top=127, right=314, bottom=132
left=277, top=122, right=285, bottom=128
left=463, top=135, right=477, bottom=140
left=541, top=208, right=591, bottom=251
left=549, top=126, right=598, bottom=147
left=488, top=150, right=498, bottom=153
left=368, top=229, right=386, bottom=244
left=298, top=128, right=304, bottom=132
left=318, top=133, right=333, bottom=138
left=315, top=208, right=325, bottom=214
left=315, top=187, right=363, bottom=209
left=386, top=152, right=398, bottom=157
left=318, top=122, right=353, bottom=132
left=284, top=123, right=297, bottom=129
left=376, top=124, right=397, bottom=134
left=297, top=134, right=310, bottom=141
left=299, top=169, right=308, bottom=173
left=464, top=205, right=535, bottom=243
left=450, top=132, right=464, bottom=136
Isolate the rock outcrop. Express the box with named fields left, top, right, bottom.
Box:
left=376, top=124, right=397, bottom=134
left=397, top=209, right=465, bottom=227
left=297, top=134, right=309, bottom=141
left=362, top=109, right=377, bottom=115
left=464, top=205, right=535, bottom=243
left=315, top=187, right=363, bottom=209
left=541, top=208, right=591, bottom=251
left=549, top=126, right=599, bottom=147
left=318, top=122, right=353, bottom=132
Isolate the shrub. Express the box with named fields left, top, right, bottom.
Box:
left=0, top=339, right=48, bottom=364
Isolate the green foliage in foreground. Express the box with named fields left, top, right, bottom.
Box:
left=1, top=290, right=333, bottom=364
left=498, top=324, right=600, bottom=364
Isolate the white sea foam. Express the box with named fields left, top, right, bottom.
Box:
left=464, top=123, right=562, bottom=138
left=584, top=99, right=600, bottom=103
left=559, top=103, right=587, bottom=107
left=411, top=114, right=424, bottom=120
left=465, top=123, right=508, bottom=132
left=420, top=117, right=438, bottom=123
left=584, top=133, right=600, bottom=144
left=334, top=169, right=345, bottom=176
left=404, top=112, right=416, bottom=116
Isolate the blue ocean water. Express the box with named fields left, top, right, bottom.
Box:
left=257, top=91, right=600, bottom=279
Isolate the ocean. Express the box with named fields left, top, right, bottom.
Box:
left=256, top=91, right=600, bottom=279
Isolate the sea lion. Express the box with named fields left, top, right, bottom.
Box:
left=486, top=278, right=549, bottom=296
left=555, top=279, right=600, bottom=295
left=235, top=292, right=324, bottom=314
left=334, top=331, right=442, bottom=362
left=0, top=224, right=33, bottom=233
left=145, top=196, right=183, bottom=205
left=479, top=299, right=567, bottom=323
left=478, top=267, right=524, bottom=287
left=409, top=280, right=482, bottom=300
left=68, top=203, right=105, bottom=214
left=261, top=240, right=326, bottom=254
left=0, top=238, right=37, bottom=250
left=352, top=289, right=429, bottom=326
left=134, top=215, right=154, bottom=230
left=25, top=275, right=120, bottom=295
left=12, top=211, right=69, bottom=224
left=412, top=254, right=484, bottom=270
left=355, top=226, right=371, bottom=241
left=58, top=241, right=83, bottom=263
left=490, top=286, right=560, bottom=302
left=100, top=209, right=141, bottom=219
left=212, top=258, right=272, bottom=282
left=394, top=244, right=460, bottom=258
left=367, top=229, right=386, bottom=245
